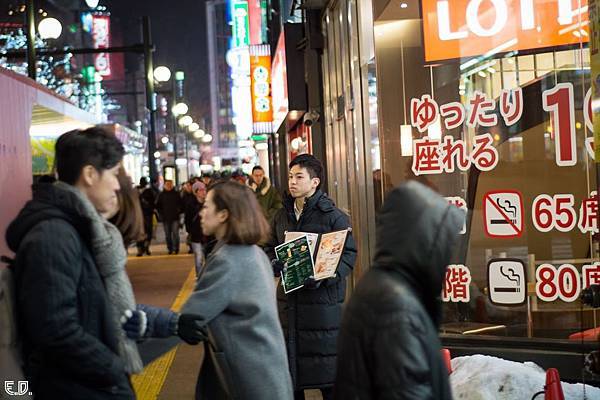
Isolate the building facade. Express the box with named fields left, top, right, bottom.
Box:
left=315, top=0, right=599, bottom=381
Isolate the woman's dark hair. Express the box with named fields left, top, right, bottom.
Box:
left=289, top=154, right=323, bottom=189
left=110, top=167, right=144, bottom=246
left=209, top=181, right=269, bottom=245
left=55, top=127, right=125, bottom=184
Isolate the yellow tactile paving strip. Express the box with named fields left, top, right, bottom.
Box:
left=131, top=268, right=197, bottom=400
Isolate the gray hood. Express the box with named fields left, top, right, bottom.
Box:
left=373, top=180, right=464, bottom=326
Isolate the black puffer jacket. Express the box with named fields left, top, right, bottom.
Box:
left=265, top=190, right=357, bottom=390
left=156, top=189, right=182, bottom=223
left=334, top=181, right=463, bottom=400
left=5, top=183, right=133, bottom=400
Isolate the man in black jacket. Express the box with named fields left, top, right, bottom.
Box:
left=136, top=177, right=157, bottom=256
left=334, top=181, right=464, bottom=400
left=265, top=154, right=357, bottom=400
left=156, top=180, right=182, bottom=254
left=5, top=127, right=134, bottom=399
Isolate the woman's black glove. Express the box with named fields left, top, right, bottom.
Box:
left=177, top=314, right=208, bottom=345
left=271, top=259, right=285, bottom=277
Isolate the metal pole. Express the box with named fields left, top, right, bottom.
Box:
left=143, top=16, right=158, bottom=181
left=26, top=0, right=36, bottom=80
left=171, top=78, right=179, bottom=185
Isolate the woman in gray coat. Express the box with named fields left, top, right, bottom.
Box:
left=181, top=181, right=293, bottom=400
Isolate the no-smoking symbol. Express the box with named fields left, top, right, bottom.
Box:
left=483, top=190, right=524, bottom=238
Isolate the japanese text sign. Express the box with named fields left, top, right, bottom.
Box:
left=250, top=45, right=273, bottom=132
left=421, top=0, right=589, bottom=62
left=92, top=15, right=111, bottom=77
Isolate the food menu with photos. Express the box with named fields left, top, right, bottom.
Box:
left=275, top=235, right=314, bottom=294
left=277, top=229, right=350, bottom=294
left=313, top=229, right=349, bottom=280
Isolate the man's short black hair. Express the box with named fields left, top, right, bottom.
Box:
left=55, top=127, right=125, bottom=185
left=289, top=154, right=323, bottom=186
left=139, top=177, right=148, bottom=186
left=252, top=165, right=264, bottom=173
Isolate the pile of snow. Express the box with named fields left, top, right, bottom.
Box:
left=450, top=354, right=600, bottom=400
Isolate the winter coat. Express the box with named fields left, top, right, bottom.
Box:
left=182, top=242, right=293, bottom=400
left=5, top=183, right=134, bottom=400
left=249, top=177, right=283, bottom=223
left=138, top=186, right=157, bottom=217
left=264, top=190, right=357, bottom=390
left=184, top=198, right=209, bottom=244
left=156, top=189, right=182, bottom=222
left=334, top=181, right=463, bottom=400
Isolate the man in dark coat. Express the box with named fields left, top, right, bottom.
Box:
left=156, top=180, right=183, bottom=254
left=334, top=181, right=464, bottom=400
left=136, top=177, right=157, bottom=256
left=265, top=154, right=357, bottom=400
left=5, top=127, right=134, bottom=399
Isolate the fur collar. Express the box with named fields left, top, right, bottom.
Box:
left=249, top=176, right=271, bottom=196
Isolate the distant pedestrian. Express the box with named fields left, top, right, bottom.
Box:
left=182, top=181, right=293, bottom=399
left=249, top=165, right=282, bottom=223
left=231, top=169, right=248, bottom=185
left=156, top=180, right=183, bottom=254
left=201, top=173, right=213, bottom=188
left=334, top=181, right=463, bottom=400
left=264, top=154, right=357, bottom=400
left=136, top=177, right=157, bottom=256
left=185, top=181, right=213, bottom=277
left=182, top=180, right=197, bottom=254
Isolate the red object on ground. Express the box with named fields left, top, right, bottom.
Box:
left=544, top=368, right=565, bottom=400
left=568, top=327, right=600, bottom=341
left=441, top=348, right=452, bottom=374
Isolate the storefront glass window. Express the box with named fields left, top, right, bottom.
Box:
left=373, top=0, right=598, bottom=342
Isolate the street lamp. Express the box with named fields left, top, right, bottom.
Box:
left=172, top=102, right=188, bottom=116
left=179, top=115, right=193, bottom=127
left=194, top=129, right=205, bottom=138
left=201, top=134, right=213, bottom=143
left=38, top=17, right=62, bottom=40
left=188, top=122, right=200, bottom=132
left=153, top=66, right=171, bottom=83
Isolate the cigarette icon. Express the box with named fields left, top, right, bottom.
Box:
left=493, top=287, right=520, bottom=293
left=490, top=219, right=517, bottom=225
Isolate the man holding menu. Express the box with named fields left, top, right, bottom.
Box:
left=264, top=154, right=357, bottom=400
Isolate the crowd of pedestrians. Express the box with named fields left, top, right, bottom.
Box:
left=4, top=126, right=463, bottom=399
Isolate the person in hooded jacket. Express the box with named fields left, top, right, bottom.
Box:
left=333, top=181, right=464, bottom=400
left=264, top=154, right=357, bottom=400
left=5, top=128, right=207, bottom=400
left=6, top=128, right=134, bottom=399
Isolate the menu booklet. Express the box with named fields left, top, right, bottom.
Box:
left=277, top=229, right=350, bottom=294
left=275, top=235, right=314, bottom=294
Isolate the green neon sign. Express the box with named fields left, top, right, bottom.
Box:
left=232, top=1, right=249, bottom=48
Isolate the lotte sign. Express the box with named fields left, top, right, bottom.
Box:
left=422, top=0, right=589, bottom=62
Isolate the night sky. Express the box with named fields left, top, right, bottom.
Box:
left=105, top=0, right=210, bottom=125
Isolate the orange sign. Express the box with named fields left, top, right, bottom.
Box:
left=422, top=0, right=589, bottom=62
left=250, top=45, right=273, bottom=133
